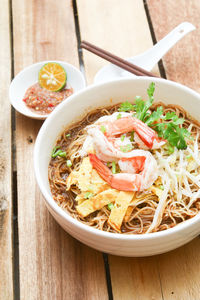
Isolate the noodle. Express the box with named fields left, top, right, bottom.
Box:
left=48, top=103, right=200, bottom=234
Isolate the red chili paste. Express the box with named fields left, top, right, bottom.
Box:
left=23, top=83, right=73, bottom=114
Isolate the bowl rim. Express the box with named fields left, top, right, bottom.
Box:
left=9, top=60, right=86, bottom=120
left=34, top=76, right=200, bottom=241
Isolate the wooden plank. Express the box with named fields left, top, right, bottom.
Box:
left=156, top=239, right=200, bottom=300
left=146, top=1, right=200, bottom=299
left=0, top=0, right=13, bottom=299
left=12, top=0, right=108, bottom=299
left=109, top=256, right=163, bottom=300
left=147, top=0, right=200, bottom=92
left=77, top=1, right=163, bottom=299
left=77, top=0, right=159, bottom=84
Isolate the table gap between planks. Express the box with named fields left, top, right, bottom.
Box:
left=77, top=2, right=200, bottom=299
left=1, top=0, right=200, bottom=299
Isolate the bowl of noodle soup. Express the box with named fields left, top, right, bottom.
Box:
left=34, top=77, right=200, bottom=256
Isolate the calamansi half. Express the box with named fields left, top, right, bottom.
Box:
left=38, top=62, right=67, bottom=92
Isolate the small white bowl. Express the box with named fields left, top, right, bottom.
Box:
left=34, top=77, right=200, bottom=256
left=9, top=60, right=86, bottom=120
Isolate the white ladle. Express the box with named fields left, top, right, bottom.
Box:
left=94, top=22, right=195, bottom=84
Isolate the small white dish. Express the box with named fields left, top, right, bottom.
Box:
left=9, top=60, right=86, bottom=120
left=94, top=22, right=195, bottom=84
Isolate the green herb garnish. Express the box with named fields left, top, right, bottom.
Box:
left=145, top=106, right=163, bottom=126
left=120, top=144, right=133, bottom=152
left=112, top=161, right=116, bottom=174
left=134, top=82, right=155, bottom=122
left=118, top=101, right=134, bottom=112
left=153, top=123, right=189, bottom=150
left=118, top=82, right=191, bottom=150
left=121, top=134, right=125, bottom=142
left=159, top=185, right=164, bottom=190
left=108, top=203, right=114, bottom=210
left=101, top=125, right=106, bottom=133
left=52, top=149, right=67, bottom=158
left=52, top=146, right=67, bottom=158
left=130, top=131, right=134, bottom=142
left=84, top=192, right=94, bottom=199
left=66, top=160, right=72, bottom=167
left=166, top=144, right=174, bottom=155
left=66, top=133, right=71, bottom=138
left=117, top=113, right=122, bottom=119
left=52, top=146, right=60, bottom=156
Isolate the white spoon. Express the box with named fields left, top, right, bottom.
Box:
left=94, top=22, right=195, bottom=84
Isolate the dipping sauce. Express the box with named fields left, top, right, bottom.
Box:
left=23, top=83, right=73, bottom=114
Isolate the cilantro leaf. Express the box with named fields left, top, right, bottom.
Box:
left=118, top=82, right=191, bottom=151
left=118, top=101, right=134, bottom=112
left=154, top=122, right=188, bottom=150
left=147, top=82, right=155, bottom=100
left=163, top=112, right=184, bottom=125
left=164, top=111, right=177, bottom=120
left=145, top=106, right=163, bottom=126
left=134, top=83, right=155, bottom=121
left=153, top=122, right=166, bottom=138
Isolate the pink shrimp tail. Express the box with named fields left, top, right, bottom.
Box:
left=131, top=117, right=156, bottom=148
left=89, top=153, right=112, bottom=184
left=106, top=117, right=156, bottom=148
left=89, top=154, right=142, bottom=192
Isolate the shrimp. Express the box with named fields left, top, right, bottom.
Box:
left=118, top=157, right=146, bottom=173
left=89, top=152, right=158, bottom=192
left=105, top=116, right=165, bottom=149
left=134, top=133, right=166, bottom=150
left=88, top=127, right=149, bottom=162
left=87, top=112, right=165, bottom=149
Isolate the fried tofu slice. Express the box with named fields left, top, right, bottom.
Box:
left=124, top=187, right=162, bottom=222
left=66, top=157, right=109, bottom=194
left=76, top=189, right=119, bottom=217
left=89, top=169, right=110, bottom=194
left=108, top=191, right=134, bottom=232
left=67, top=157, right=93, bottom=191
left=124, top=206, right=134, bottom=222
left=75, top=193, right=86, bottom=205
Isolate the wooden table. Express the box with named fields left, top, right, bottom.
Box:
left=2, top=0, right=200, bottom=299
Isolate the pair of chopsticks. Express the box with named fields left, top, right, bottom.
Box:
left=81, top=40, right=158, bottom=78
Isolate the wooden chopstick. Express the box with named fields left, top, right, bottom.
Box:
left=81, top=40, right=158, bottom=78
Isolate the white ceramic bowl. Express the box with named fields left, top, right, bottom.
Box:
left=34, top=77, right=200, bottom=256
left=9, top=60, right=86, bottom=120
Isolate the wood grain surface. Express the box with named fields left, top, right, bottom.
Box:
left=147, top=0, right=200, bottom=92
left=77, top=1, right=163, bottom=299
left=0, top=0, right=13, bottom=299
left=12, top=0, right=108, bottom=299
left=146, top=1, right=200, bottom=299
left=77, top=1, right=200, bottom=300
left=3, top=0, right=200, bottom=299
left=77, top=0, right=158, bottom=84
